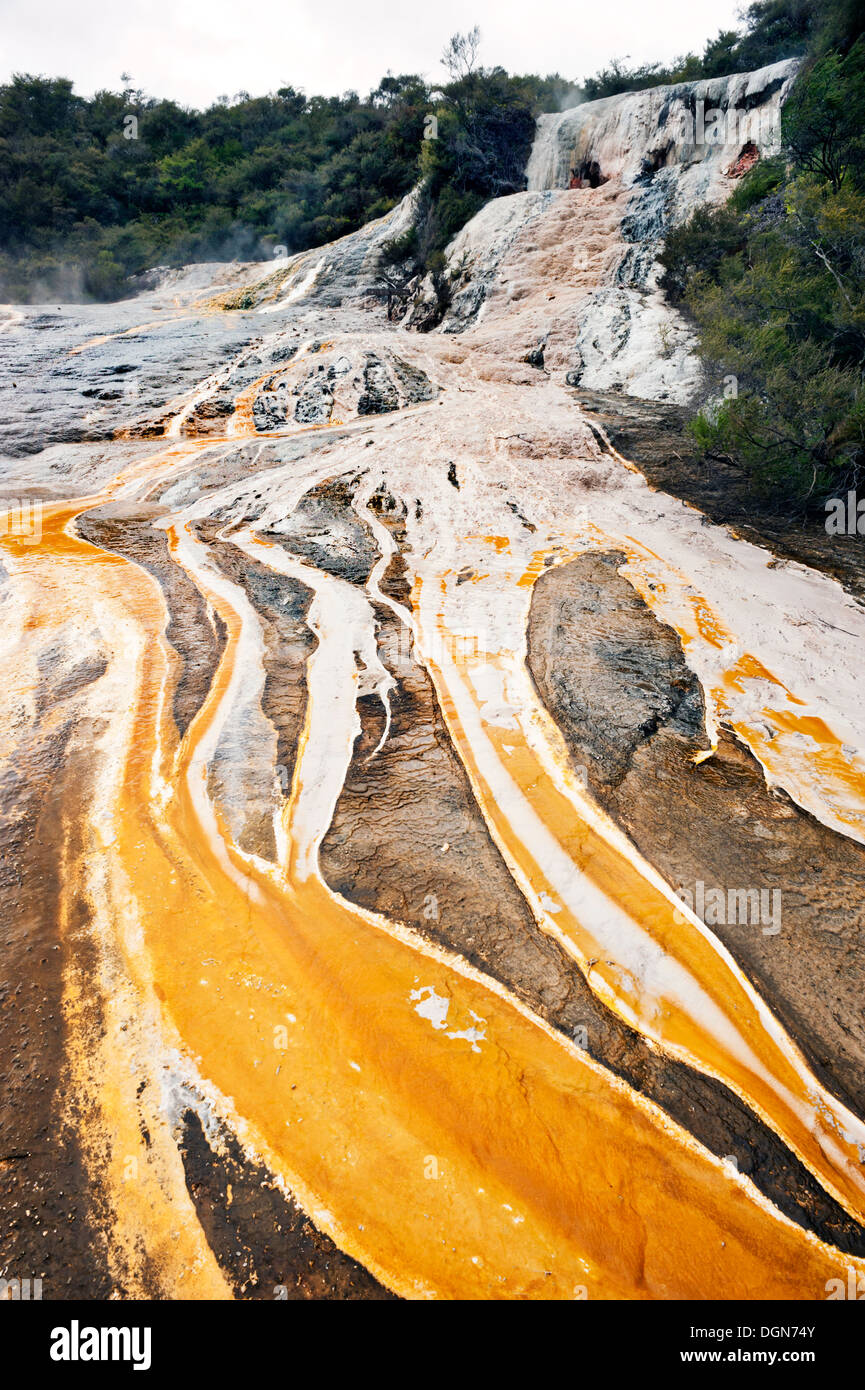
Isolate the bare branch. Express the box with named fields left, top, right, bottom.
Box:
left=441, top=27, right=482, bottom=80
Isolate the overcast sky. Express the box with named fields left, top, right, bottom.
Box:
left=0, top=0, right=745, bottom=107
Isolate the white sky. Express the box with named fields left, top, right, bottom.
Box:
left=0, top=0, right=745, bottom=107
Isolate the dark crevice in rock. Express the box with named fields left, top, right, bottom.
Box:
left=357, top=354, right=399, bottom=416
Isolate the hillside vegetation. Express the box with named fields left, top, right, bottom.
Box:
left=1, top=5, right=863, bottom=513
left=1, top=2, right=851, bottom=306
left=0, top=45, right=569, bottom=303
left=658, top=0, right=865, bottom=508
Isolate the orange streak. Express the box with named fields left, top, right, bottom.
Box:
left=3, top=504, right=863, bottom=1299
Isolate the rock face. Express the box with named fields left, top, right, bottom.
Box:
left=525, top=60, right=797, bottom=197
left=528, top=551, right=710, bottom=790
left=424, top=59, right=798, bottom=401
left=4, top=58, right=865, bottom=1302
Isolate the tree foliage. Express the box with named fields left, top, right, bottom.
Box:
left=581, top=0, right=863, bottom=100
left=659, top=32, right=865, bottom=507
left=0, top=46, right=571, bottom=303
left=781, top=42, right=865, bottom=191
left=0, top=71, right=430, bottom=299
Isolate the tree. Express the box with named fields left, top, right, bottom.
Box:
left=782, top=40, right=865, bottom=192
left=0, top=57, right=575, bottom=302
left=441, top=28, right=483, bottom=80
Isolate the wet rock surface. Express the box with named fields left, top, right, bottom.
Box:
left=574, top=386, right=865, bottom=601
left=320, top=600, right=865, bottom=1256
left=77, top=501, right=227, bottom=738
left=0, top=291, right=256, bottom=457
left=528, top=549, right=709, bottom=789
left=529, top=552, right=865, bottom=1116
left=3, top=59, right=865, bottom=1298
left=266, top=478, right=380, bottom=587
left=0, top=712, right=115, bottom=1298
left=180, top=1111, right=395, bottom=1300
